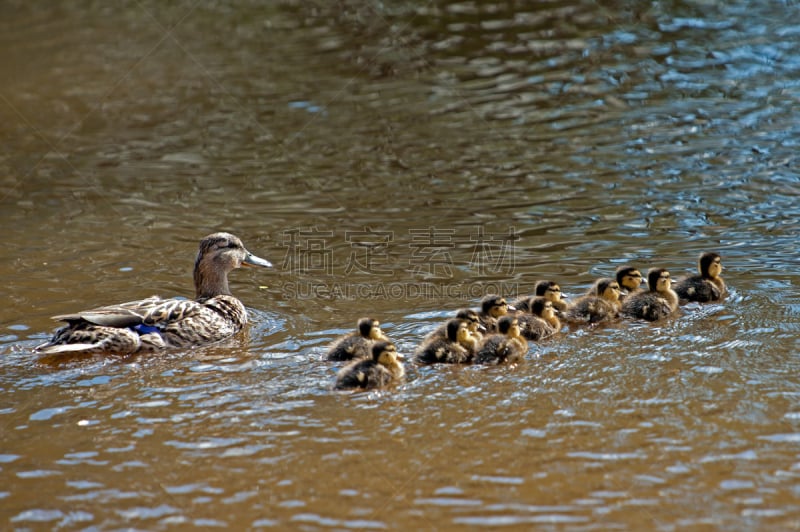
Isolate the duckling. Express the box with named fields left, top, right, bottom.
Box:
left=615, top=265, right=645, bottom=301
left=425, top=308, right=484, bottom=343
left=533, top=280, right=568, bottom=316
left=325, top=317, right=388, bottom=361
left=415, top=319, right=479, bottom=364
left=567, top=278, right=622, bottom=324
left=477, top=295, right=513, bottom=333
left=674, top=252, right=726, bottom=303
left=514, top=296, right=561, bottom=341
left=621, top=268, right=679, bottom=321
left=474, top=315, right=528, bottom=365
left=334, top=341, right=405, bottom=390
left=34, top=233, right=272, bottom=356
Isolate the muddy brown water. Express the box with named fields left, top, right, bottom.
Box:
left=2, top=1, right=800, bottom=529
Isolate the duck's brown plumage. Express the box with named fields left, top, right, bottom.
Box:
left=35, top=233, right=271, bottom=356
left=674, top=252, right=726, bottom=303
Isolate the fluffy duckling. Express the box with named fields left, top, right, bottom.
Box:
left=426, top=308, right=484, bottom=343
left=415, top=319, right=479, bottom=364
left=515, top=296, right=561, bottom=341
left=474, top=315, right=528, bottom=365
left=567, top=278, right=622, bottom=324
left=615, top=266, right=645, bottom=301
left=477, top=295, right=513, bottom=333
left=674, top=252, right=726, bottom=303
left=34, top=233, right=272, bottom=356
left=334, top=341, right=405, bottom=391
left=533, top=280, right=568, bottom=316
left=325, top=317, right=388, bottom=361
left=621, top=268, right=679, bottom=321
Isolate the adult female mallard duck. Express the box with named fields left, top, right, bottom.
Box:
left=34, top=233, right=272, bottom=356
left=615, top=266, right=645, bottom=301
left=474, top=315, right=528, bottom=365
left=621, top=268, right=679, bottom=321
left=334, top=341, right=405, bottom=390
left=567, top=278, right=622, bottom=324
left=325, top=317, right=388, bottom=361
left=674, top=252, right=726, bottom=303
left=477, top=295, right=513, bottom=333
left=415, top=318, right=479, bottom=364
left=514, top=296, right=561, bottom=341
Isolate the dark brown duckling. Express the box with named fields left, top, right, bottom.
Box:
left=474, top=315, right=528, bottom=365
left=325, top=317, right=388, bottom=361
left=674, top=252, right=726, bottom=303
left=515, top=296, right=561, bottom=341
left=532, top=280, right=568, bottom=316
left=567, top=278, right=622, bottom=324
left=477, top=295, right=513, bottom=334
left=415, top=319, right=479, bottom=364
left=621, top=268, right=679, bottom=321
left=334, top=341, right=405, bottom=390
left=615, top=265, right=645, bottom=302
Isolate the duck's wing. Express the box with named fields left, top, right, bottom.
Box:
left=51, top=296, right=204, bottom=329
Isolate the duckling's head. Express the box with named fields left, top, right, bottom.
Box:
left=357, top=317, right=385, bottom=340
left=529, top=296, right=555, bottom=320
left=373, top=341, right=399, bottom=365
left=595, top=278, right=621, bottom=302
left=497, top=315, right=520, bottom=337
left=699, top=252, right=723, bottom=279
left=445, top=318, right=471, bottom=344
left=615, top=266, right=644, bottom=292
left=194, top=232, right=272, bottom=299
left=455, top=308, right=484, bottom=334
left=481, top=295, right=511, bottom=318
left=534, top=281, right=563, bottom=303
left=647, top=268, right=672, bottom=293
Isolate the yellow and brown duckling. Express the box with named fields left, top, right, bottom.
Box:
left=621, top=267, right=679, bottom=321
left=567, top=278, right=622, bottom=324
left=34, top=232, right=272, bottom=356
left=425, top=308, right=484, bottom=343
left=325, top=317, right=388, bottom=361
left=674, top=252, right=726, bottom=303
left=514, top=296, right=561, bottom=341
left=478, top=294, right=513, bottom=333
left=532, top=280, right=568, bottom=316
left=615, top=265, right=645, bottom=301
left=415, top=318, right=479, bottom=364
left=474, top=315, right=528, bottom=365
left=334, top=341, right=405, bottom=390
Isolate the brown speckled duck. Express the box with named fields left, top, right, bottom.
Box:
left=415, top=318, right=479, bottom=364
left=325, top=317, right=388, bottom=361
left=621, top=268, right=679, bottom=321
left=567, top=278, right=622, bottom=324
left=524, top=280, right=568, bottom=316
left=474, top=315, right=528, bottom=365
left=674, top=252, right=726, bottom=303
left=34, top=233, right=272, bottom=356
left=334, top=341, right=405, bottom=390
left=425, top=308, right=484, bottom=343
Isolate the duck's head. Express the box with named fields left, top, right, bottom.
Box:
left=534, top=280, right=563, bottom=303
left=193, top=232, right=272, bottom=299
left=529, top=296, right=555, bottom=320
left=647, top=268, right=671, bottom=293
left=615, top=266, right=644, bottom=292
left=699, top=252, right=723, bottom=279
left=357, top=317, right=385, bottom=340
left=373, top=341, right=401, bottom=365
left=455, top=308, right=485, bottom=334
left=481, top=295, right=512, bottom=318
left=595, top=278, right=622, bottom=302
left=445, top=318, right=473, bottom=345
left=497, top=315, right=521, bottom=338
